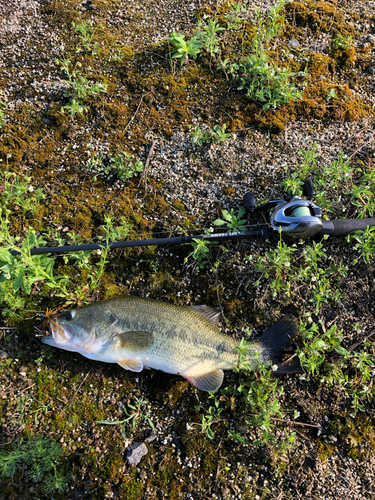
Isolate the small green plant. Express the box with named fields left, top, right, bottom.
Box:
left=168, top=32, right=203, bottom=65
left=331, top=34, right=353, bottom=50
left=236, top=54, right=304, bottom=110
left=193, top=398, right=223, bottom=439
left=0, top=436, right=71, bottom=496
left=55, top=57, right=107, bottom=117
left=255, top=236, right=296, bottom=297
left=110, top=152, right=144, bottom=181
left=223, top=2, right=247, bottom=30
left=73, top=19, right=102, bottom=55
left=96, top=396, right=155, bottom=442
left=213, top=208, right=247, bottom=232
left=254, top=233, right=347, bottom=312
left=12, top=395, right=51, bottom=430
left=55, top=215, right=130, bottom=306
left=190, top=125, right=211, bottom=145
left=0, top=98, right=7, bottom=128
left=168, top=0, right=305, bottom=108
left=210, top=124, right=233, bottom=143
left=190, top=124, right=233, bottom=145
left=0, top=216, right=59, bottom=296
left=282, top=144, right=375, bottom=219
left=0, top=169, right=45, bottom=214
left=196, top=16, right=224, bottom=58
left=326, top=88, right=338, bottom=101
left=350, top=225, right=375, bottom=264
left=184, top=237, right=213, bottom=269
left=88, top=151, right=144, bottom=182
left=252, top=0, right=286, bottom=53
left=297, top=320, right=374, bottom=412
left=349, top=172, right=375, bottom=217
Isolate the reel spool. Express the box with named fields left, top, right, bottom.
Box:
left=270, top=197, right=323, bottom=239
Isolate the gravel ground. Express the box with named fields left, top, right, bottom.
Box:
left=0, top=0, right=374, bottom=499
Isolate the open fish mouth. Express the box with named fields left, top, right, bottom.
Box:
left=41, top=319, right=74, bottom=346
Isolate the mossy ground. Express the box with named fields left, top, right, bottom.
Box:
left=0, top=0, right=375, bottom=498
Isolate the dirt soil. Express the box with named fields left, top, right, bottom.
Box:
left=0, top=0, right=375, bottom=499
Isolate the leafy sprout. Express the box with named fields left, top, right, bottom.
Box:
left=96, top=396, right=155, bottom=442
left=213, top=208, right=247, bottom=232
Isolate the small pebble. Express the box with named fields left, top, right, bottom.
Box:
left=288, top=39, right=300, bottom=49
left=126, top=443, right=148, bottom=465
left=0, top=350, right=8, bottom=360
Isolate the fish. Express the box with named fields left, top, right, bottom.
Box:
left=41, top=296, right=299, bottom=392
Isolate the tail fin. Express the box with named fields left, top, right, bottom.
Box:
left=259, top=315, right=301, bottom=374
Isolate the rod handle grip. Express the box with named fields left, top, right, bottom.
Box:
left=318, top=218, right=375, bottom=236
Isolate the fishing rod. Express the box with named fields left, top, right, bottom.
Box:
left=9, top=180, right=375, bottom=256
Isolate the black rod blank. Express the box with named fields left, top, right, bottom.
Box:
left=10, top=228, right=271, bottom=256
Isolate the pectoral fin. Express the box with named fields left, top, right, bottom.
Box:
left=185, top=369, right=224, bottom=392
left=113, top=331, right=154, bottom=353
left=118, top=359, right=144, bottom=372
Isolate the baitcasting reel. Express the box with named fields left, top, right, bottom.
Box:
left=243, top=180, right=324, bottom=240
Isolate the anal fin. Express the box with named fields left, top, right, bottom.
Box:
left=185, top=369, right=224, bottom=392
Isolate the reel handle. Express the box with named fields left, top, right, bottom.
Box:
left=243, top=192, right=256, bottom=210
left=303, top=180, right=315, bottom=199
left=317, top=218, right=375, bottom=237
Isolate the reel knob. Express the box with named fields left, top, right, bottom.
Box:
left=243, top=192, right=256, bottom=210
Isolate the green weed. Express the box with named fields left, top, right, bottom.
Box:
left=168, top=32, right=203, bottom=65
left=97, top=396, right=155, bottom=442
left=213, top=208, right=247, bottom=232
left=223, top=2, right=248, bottom=30
left=168, top=0, right=306, bottom=108
left=88, top=151, right=144, bottom=182
left=190, top=124, right=233, bottom=145
left=0, top=168, right=45, bottom=214
left=350, top=225, right=375, bottom=264
left=255, top=235, right=347, bottom=312
left=0, top=213, right=60, bottom=296
left=0, top=97, right=7, bottom=128
left=55, top=57, right=107, bottom=117
left=193, top=398, right=223, bottom=440
left=235, top=54, right=304, bottom=110
left=195, top=342, right=297, bottom=474
left=184, top=237, right=214, bottom=270
left=297, top=320, right=374, bottom=412
left=285, top=146, right=375, bottom=218
left=0, top=436, right=71, bottom=497
left=73, top=19, right=102, bottom=55
left=331, top=34, right=353, bottom=50
left=197, top=16, right=224, bottom=58
left=110, top=152, right=144, bottom=181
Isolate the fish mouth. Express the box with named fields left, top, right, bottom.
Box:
left=41, top=319, right=74, bottom=346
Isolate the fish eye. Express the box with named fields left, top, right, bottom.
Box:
left=65, top=312, right=73, bottom=321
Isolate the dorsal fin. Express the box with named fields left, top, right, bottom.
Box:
left=113, top=331, right=154, bottom=353
left=188, top=305, right=221, bottom=326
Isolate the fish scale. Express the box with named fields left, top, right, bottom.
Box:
left=41, top=296, right=299, bottom=392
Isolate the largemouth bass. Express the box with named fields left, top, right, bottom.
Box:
left=41, top=296, right=298, bottom=392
